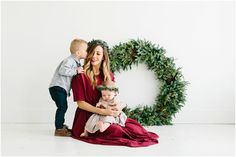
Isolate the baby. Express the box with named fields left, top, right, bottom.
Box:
left=81, top=80, right=127, bottom=137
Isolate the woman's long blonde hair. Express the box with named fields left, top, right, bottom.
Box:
left=83, top=40, right=111, bottom=88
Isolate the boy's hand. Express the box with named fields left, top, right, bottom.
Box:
left=77, top=67, right=84, bottom=74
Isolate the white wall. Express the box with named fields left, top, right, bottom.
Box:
left=1, top=1, right=235, bottom=125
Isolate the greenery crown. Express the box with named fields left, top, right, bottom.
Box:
left=88, top=39, right=109, bottom=50
left=96, top=85, right=119, bottom=92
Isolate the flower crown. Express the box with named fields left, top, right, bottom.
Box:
left=88, top=39, right=109, bottom=51
left=96, top=85, right=119, bottom=92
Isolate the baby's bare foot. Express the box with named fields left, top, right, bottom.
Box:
left=97, top=121, right=110, bottom=132
left=80, top=132, right=88, bottom=137
left=96, top=121, right=106, bottom=132
left=96, top=121, right=103, bottom=128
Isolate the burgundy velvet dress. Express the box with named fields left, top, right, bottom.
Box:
left=71, top=73, right=159, bottom=147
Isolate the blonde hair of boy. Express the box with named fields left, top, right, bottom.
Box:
left=70, top=39, right=87, bottom=54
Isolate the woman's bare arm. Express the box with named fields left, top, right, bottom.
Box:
left=77, top=101, right=115, bottom=116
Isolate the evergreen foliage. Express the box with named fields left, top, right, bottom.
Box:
left=109, top=39, right=188, bottom=125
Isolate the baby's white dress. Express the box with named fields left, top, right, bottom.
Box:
left=85, top=98, right=127, bottom=133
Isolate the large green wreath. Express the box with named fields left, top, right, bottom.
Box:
left=109, top=39, right=188, bottom=126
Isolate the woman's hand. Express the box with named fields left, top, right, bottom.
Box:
left=100, top=107, right=115, bottom=116
left=78, top=101, right=113, bottom=116
left=109, top=104, right=122, bottom=117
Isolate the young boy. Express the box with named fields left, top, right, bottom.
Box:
left=49, top=39, right=87, bottom=136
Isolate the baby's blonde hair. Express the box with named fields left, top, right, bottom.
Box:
left=70, top=39, right=87, bottom=54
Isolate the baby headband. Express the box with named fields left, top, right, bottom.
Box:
left=96, top=85, right=119, bottom=92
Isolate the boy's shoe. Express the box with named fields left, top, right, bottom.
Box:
left=63, top=124, right=72, bottom=132
left=54, top=127, right=71, bottom=137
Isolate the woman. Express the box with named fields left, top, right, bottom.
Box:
left=71, top=39, right=158, bottom=147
